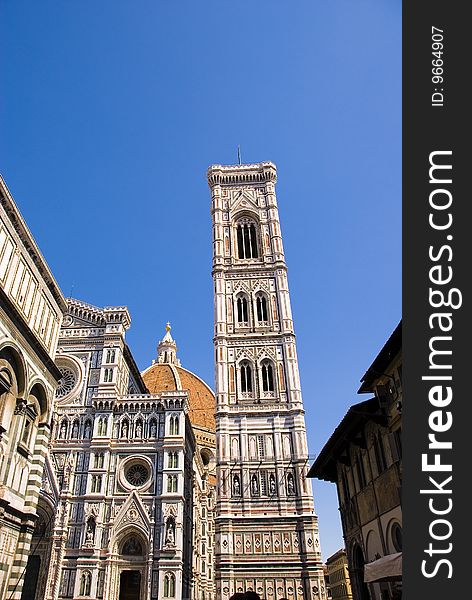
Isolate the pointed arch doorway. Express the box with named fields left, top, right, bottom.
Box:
left=119, top=570, right=141, bottom=600
left=111, top=531, right=147, bottom=600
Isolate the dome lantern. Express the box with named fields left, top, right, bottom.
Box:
left=157, top=322, right=181, bottom=366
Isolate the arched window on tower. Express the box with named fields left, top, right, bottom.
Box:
left=261, top=361, right=275, bottom=392
left=236, top=219, right=258, bottom=259
left=256, top=293, right=268, bottom=323
left=239, top=362, right=253, bottom=394
left=236, top=295, right=249, bottom=325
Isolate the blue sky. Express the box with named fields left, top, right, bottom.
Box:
left=0, top=1, right=401, bottom=560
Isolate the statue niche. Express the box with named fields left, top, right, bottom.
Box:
left=84, top=517, right=96, bottom=547
left=165, top=517, right=176, bottom=547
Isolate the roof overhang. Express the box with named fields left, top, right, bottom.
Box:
left=358, top=321, right=402, bottom=393
left=307, top=397, right=385, bottom=482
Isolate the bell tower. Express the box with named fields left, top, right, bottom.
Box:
left=208, top=161, right=325, bottom=600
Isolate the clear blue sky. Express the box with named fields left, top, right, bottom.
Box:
left=0, top=1, right=401, bottom=560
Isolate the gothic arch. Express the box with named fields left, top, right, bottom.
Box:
left=25, top=497, right=55, bottom=600
left=237, top=359, right=254, bottom=395
left=28, top=380, right=49, bottom=420
left=0, top=343, right=26, bottom=397
left=0, top=356, right=20, bottom=437
left=232, top=208, right=260, bottom=224
left=230, top=438, right=239, bottom=459
left=83, top=418, right=93, bottom=439
left=254, top=290, right=270, bottom=324
left=169, top=414, right=180, bottom=435
left=118, top=530, right=147, bottom=557
left=235, top=292, right=250, bottom=325
left=57, top=416, right=70, bottom=439
left=200, top=447, right=214, bottom=466
left=259, top=358, right=276, bottom=394
left=120, top=415, right=131, bottom=438
left=234, top=214, right=260, bottom=259
left=386, top=518, right=403, bottom=554
left=350, top=541, right=370, bottom=600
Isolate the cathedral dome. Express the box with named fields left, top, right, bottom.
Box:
left=142, top=324, right=215, bottom=431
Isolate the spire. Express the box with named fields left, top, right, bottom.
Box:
left=157, top=322, right=180, bottom=366
left=162, top=321, right=173, bottom=342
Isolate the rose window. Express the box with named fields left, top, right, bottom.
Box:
left=125, top=463, right=149, bottom=487
left=55, top=368, right=77, bottom=399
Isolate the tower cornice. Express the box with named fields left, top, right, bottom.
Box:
left=207, top=162, right=277, bottom=187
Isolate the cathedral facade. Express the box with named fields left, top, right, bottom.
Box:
left=208, top=161, right=325, bottom=600
left=40, top=300, right=216, bottom=600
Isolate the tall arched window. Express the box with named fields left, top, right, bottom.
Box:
left=240, top=362, right=253, bottom=393
left=168, top=452, right=178, bottom=468
left=93, top=452, right=105, bottom=468
left=169, top=415, right=179, bottom=435
left=373, top=432, right=387, bottom=474
left=80, top=571, right=91, bottom=596
left=167, top=474, right=178, bottom=493
left=164, top=573, right=175, bottom=597
left=256, top=294, right=268, bottom=323
left=261, top=361, right=275, bottom=392
left=236, top=296, right=249, bottom=324
left=356, top=452, right=366, bottom=489
left=236, top=219, right=258, bottom=259
left=341, top=468, right=350, bottom=504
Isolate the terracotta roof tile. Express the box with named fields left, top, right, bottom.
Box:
left=142, top=364, right=215, bottom=431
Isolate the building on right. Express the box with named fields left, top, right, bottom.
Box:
left=308, top=322, right=402, bottom=600
left=325, top=549, right=352, bottom=600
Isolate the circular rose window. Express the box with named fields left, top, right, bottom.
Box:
left=125, top=463, right=150, bottom=487
left=55, top=367, right=77, bottom=399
